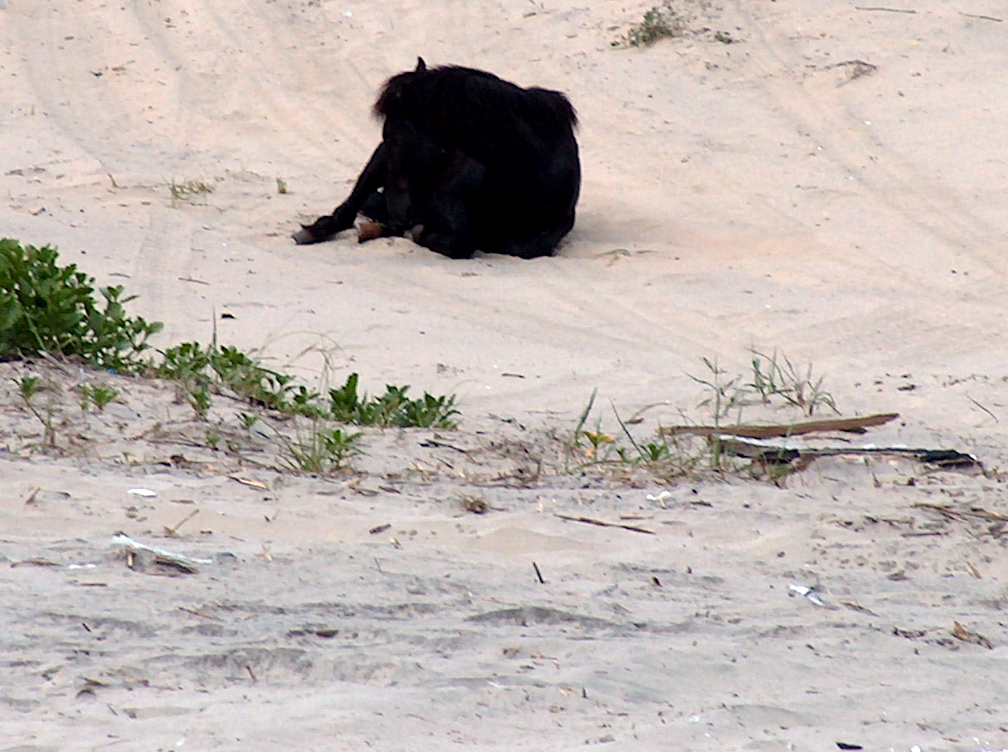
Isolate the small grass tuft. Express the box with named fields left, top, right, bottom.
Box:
left=15, top=374, right=56, bottom=447
left=169, top=179, right=215, bottom=206
left=616, top=3, right=684, bottom=47
left=748, top=349, right=838, bottom=417
left=79, top=383, right=118, bottom=412
left=281, top=421, right=362, bottom=474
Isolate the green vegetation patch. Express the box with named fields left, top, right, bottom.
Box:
left=0, top=238, right=162, bottom=372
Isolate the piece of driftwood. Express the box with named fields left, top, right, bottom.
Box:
left=662, top=412, right=899, bottom=440
left=721, top=438, right=979, bottom=469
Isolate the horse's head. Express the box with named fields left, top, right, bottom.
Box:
left=381, top=116, right=448, bottom=228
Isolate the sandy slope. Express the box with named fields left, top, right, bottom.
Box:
left=2, top=0, right=1008, bottom=749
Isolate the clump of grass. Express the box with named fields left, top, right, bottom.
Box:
left=570, top=389, right=699, bottom=476
left=276, top=177, right=288, bottom=195
left=15, top=374, right=56, bottom=447
left=79, top=383, right=118, bottom=412
left=616, top=3, right=684, bottom=47
left=748, top=349, right=838, bottom=417
left=280, top=422, right=362, bottom=474
left=169, top=179, right=214, bottom=206
left=0, top=238, right=162, bottom=372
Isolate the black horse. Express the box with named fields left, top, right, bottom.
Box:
left=292, top=59, right=580, bottom=259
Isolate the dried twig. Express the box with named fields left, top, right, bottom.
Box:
left=179, top=606, right=223, bottom=621
left=958, top=10, right=1002, bottom=22
left=164, top=508, right=199, bottom=537
left=855, top=5, right=917, bottom=12
left=966, top=395, right=999, bottom=422
left=913, top=503, right=1008, bottom=523
left=555, top=513, right=654, bottom=535
left=229, top=475, right=269, bottom=491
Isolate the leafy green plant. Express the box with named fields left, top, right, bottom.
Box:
left=189, top=386, right=212, bottom=419
left=2, top=237, right=462, bottom=468
left=209, top=345, right=296, bottom=411
left=328, top=372, right=458, bottom=429
left=0, top=239, right=162, bottom=370
left=398, top=392, right=460, bottom=428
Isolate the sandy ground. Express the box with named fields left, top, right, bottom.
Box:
left=3, top=0, right=1008, bottom=749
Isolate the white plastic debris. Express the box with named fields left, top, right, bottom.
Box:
left=128, top=488, right=157, bottom=497
left=788, top=583, right=833, bottom=608
left=111, top=533, right=213, bottom=566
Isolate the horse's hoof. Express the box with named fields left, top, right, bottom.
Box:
left=292, top=227, right=316, bottom=245
left=357, top=220, right=386, bottom=243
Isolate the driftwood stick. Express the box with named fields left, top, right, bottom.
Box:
left=555, top=513, right=655, bottom=535
left=663, top=412, right=899, bottom=439
left=723, top=439, right=978, bottom=469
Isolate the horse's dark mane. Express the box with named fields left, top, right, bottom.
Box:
left=374, top=64, right=578, bottom=132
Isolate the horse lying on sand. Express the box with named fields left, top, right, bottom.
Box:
left=293, top=58, right=580, bottom=259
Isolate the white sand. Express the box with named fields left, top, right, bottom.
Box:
left=2, top=1, right=1008, bottom=749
